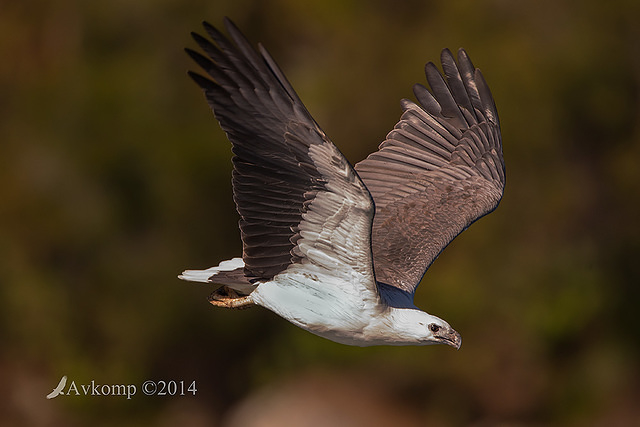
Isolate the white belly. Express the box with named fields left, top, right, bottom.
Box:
left=250, top=270, right=382, bottom=345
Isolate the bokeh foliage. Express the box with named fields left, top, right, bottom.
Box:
left=1, top=0, right=639, bottom=425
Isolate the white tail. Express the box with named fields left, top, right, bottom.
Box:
left=179, top=257, right=245, bottom=283
left=179, top=257, right=255, bottom=294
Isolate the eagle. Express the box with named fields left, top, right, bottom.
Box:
left=179, top=18, right=505, bottom=347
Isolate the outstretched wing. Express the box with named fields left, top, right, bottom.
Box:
left=186, top=19, right=377, bottom=297
left=355, top=48, right=505, bottom=295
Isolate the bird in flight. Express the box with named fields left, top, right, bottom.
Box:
left=46, top=375, right=67, bottom=399
left=180, top=18, right=505, bottom=347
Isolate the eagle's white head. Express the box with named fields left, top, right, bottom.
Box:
left=361, top=308, right=462, bottom=348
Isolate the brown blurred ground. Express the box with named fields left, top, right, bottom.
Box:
left=1, top=0, right=639, bottom=425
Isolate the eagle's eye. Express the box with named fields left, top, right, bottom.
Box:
left=429, top=324, right=440, bottom=333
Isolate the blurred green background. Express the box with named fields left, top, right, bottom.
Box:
left=2, top=0, right=639, bottom=425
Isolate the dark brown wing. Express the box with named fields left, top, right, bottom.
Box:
left=186, top=19, right=375, bottom=286
left=355, top=48, right=505, bottom=295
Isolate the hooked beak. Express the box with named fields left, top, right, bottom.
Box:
left=436, top=328, right=462, bottom=350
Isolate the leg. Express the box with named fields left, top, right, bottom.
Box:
left=208, top=286, right=255, bottom=309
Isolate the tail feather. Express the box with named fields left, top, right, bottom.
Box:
left=179, top=257, right=254, bottom=293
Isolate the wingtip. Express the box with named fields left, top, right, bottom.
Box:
left=201, top=20, right=213, bottom=33
left=222, top=16, right=238, bottom=31
left=186, top=70, right=214, bottom=89
left=424, top=61, right=436, bottom=77
left=202, top=20, right=220, bottom=37
left=456, top=48, right=475, bottom=71
left=223, top=16, right=245, bottom=42
left=440, top=47, right=454, bottom=61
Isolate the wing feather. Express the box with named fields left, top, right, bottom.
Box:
left=355, top=48, right=505, bottom=294
left=187, top=19, right=376, bottom=293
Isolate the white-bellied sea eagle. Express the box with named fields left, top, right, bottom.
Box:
left=179, top=18, right=505, bottom=348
